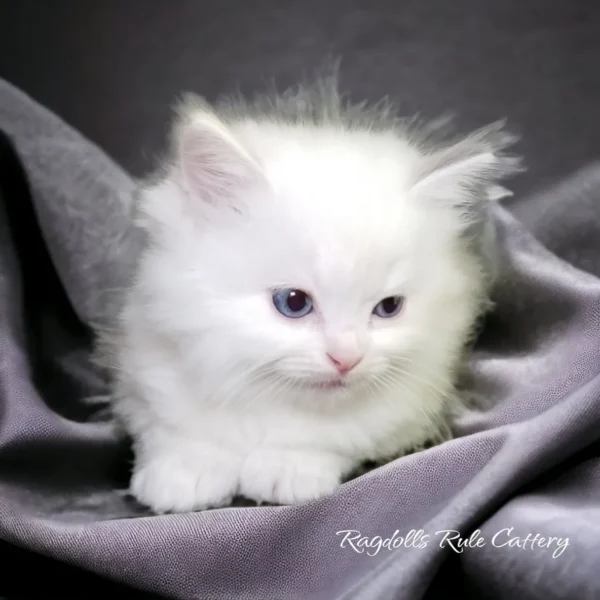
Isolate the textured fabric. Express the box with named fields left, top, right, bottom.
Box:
left=0, top=75, right=599, bottom=600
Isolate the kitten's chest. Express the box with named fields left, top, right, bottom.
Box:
left=199, top=393, right=434, bottom=460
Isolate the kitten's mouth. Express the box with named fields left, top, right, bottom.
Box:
left=305, top=378, right=350, bottom=391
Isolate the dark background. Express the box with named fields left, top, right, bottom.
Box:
left=1, top=0, right=600, bottom=230
left=0, top=1, right=599, bottom=597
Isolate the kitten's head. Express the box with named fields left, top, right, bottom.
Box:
left=135, top=83, right=521, bottom=407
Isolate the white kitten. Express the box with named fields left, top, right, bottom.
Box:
left=96, top=71, right=521, bottom=513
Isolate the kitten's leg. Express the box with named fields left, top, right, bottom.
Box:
left=239, top=448, right=353, bottom=505
left=129, top=428, right=241, bottom=513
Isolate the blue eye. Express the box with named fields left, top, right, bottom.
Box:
left=373, top=296, right=404, bottom=318
left=272, top=288, right=314, bottom=318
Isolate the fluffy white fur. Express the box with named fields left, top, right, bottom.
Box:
left=96, top=71, right=521, bottom=513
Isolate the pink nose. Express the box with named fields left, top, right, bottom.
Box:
left=327, top=353, right=363, bottom=374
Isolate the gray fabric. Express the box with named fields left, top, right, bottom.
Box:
left=0, top=76, right=599, bottom=600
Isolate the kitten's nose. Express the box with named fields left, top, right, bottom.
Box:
left=327, top=353, right=363, bottom=374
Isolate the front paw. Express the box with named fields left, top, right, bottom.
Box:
left=239, top=450, right=344, bottom=505
left=130, top=448, right=240, bottom=514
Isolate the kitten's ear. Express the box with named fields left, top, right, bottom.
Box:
left=486, top=185, right=513, bottom=202
left=409, top=122, right=523, bottom=214
left=174, top=102, right=265, bottom=207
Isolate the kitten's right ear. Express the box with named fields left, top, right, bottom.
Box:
left=173, top=101, right=265, bottom=207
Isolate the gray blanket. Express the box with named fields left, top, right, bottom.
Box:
left=1, top=76, right=599, bottom=600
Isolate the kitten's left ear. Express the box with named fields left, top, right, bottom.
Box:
left=408, top=121, right=523, bottom=217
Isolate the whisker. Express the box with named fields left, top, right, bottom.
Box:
left=374, top=370, right=450, bottom=429
left=386, top=354, right=458, bottom=385
left=214, top=360, right=278, bottom=407
left=384, top=365, right=454, bottom=404
left=368, top=374, right=398, bottom=412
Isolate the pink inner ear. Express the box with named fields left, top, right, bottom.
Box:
left=178, top=117, right=260, bottom=205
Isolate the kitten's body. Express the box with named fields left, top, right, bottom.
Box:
left=97, top=72, right=520, bottom=513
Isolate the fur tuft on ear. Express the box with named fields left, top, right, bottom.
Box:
left=172, top=96, right=265, bottom=207
left=408, top=121, right=524, bottom=216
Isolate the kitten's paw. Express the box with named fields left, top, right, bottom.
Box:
left=130, top=449, right=240, bottom=513
left=239, top=450, right=344, bottom=505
